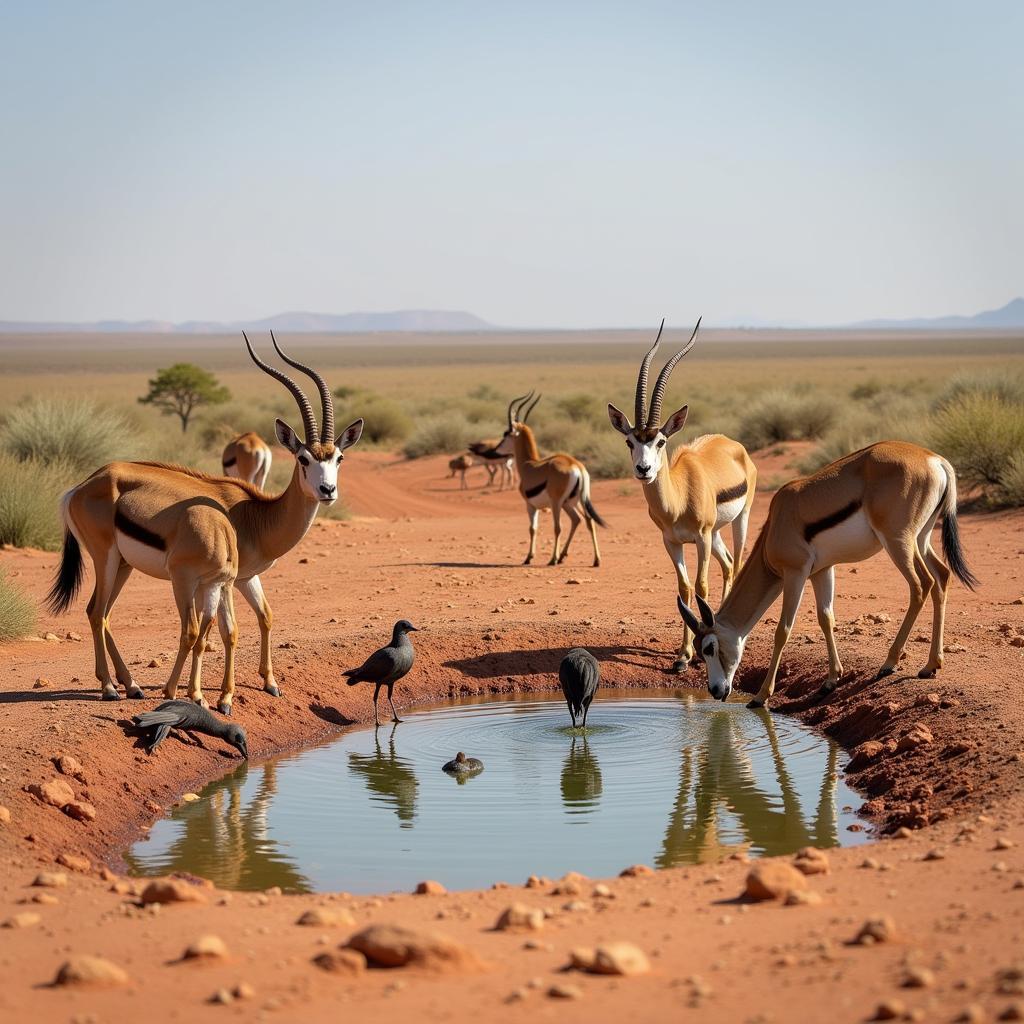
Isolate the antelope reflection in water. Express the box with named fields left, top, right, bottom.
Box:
left=126, top=761, right=312, bottom=892
left=347, top=723, right=419, bottom=828
left=560, top=736, right=603, bottom=814
left=657, top=704, right=840, bottom=868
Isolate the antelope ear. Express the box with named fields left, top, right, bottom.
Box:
left=695, top=592, right=716, bottom=628
left=275, top=418, right=302, bottom=454
left=677, top=595, right=703, bottom=635
left=661, top=405, right=689, bottom=438
left=607, top=403, right=634, bottom=435
left=336, top=418, right=363, bottom=451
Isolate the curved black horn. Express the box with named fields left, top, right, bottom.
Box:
left=521, top=392, right=541, bottom=423
left=243, top=332, right=319, bottom=444
left=636, top=318, right=665, bottom=428
left=507, top=390, right=532, bottom=430
left=270, top=331, right=334, bottom=444
left=647, top=317, right=701, bottom=428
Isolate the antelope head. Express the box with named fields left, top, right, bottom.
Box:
left=495, top=390, right=541, bottom=456
left=607, top=318, right=701, bottom=484
left=243, top=331, right=364, bottom=505
left=677, top=595, right=744, bottom=701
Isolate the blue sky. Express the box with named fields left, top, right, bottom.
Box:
left=0, top=1, right=1020, bottom=327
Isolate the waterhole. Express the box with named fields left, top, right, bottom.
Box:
left=125, top=690, right=866, bottom=893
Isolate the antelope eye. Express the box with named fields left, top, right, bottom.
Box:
left=298, top=455, right=309, bottom=467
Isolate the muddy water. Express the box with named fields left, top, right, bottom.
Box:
left=125, top=690, right=866, bottom=893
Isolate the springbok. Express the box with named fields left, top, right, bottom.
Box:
left=222, top=432, right=272, bottom=490
left=496, top=392, right=607, bottom=566
left=676, top=441, right=977, bottom=709
left=467, top=439, right=516, bottom=490
left=607, top=320, right=757, bottom=671
left=46, top=333, right=363, bottom=713
left=448, top=453, right=474, bottom=490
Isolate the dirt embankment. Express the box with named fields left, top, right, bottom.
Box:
left=0, top=447, right=1022, bottom=1023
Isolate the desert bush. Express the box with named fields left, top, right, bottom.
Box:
left=334, top=394, right=412, bottom=446
left=402, top=412, right=477, bottom=459
left=999, top=452, right=1024, bottom=507
left=556, top=392, right=605, bottom=425
left=850, top=379, right=884, bottom=401
left=532, top=416, right=631, bottom=480
left=1, top=398, right=132, bottom=471
left=0, top=454, right=74, bottom=550
left=934, top=368, right=1024, bottom=411
left=0, top=568, right=35, bottom=642
left=737, top=389, right=838, bottom=451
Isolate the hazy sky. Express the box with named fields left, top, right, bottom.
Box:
left=1, top=1, right=1021, bottom=327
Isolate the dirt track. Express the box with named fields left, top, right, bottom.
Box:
left=1, top=445, right=1022, bottom=1023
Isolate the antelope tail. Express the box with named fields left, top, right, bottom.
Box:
left=46, top=491, right=85, bottom=615
left=579, top=468, right=609, bottom=529
left=938, top=461, right=978, bottom=591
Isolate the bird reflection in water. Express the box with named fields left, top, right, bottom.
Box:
left=347, top=723, right=419, bottom=827
left=657, top=704, right=840, bottom=868
left=560, top=735, right=603, bottom=814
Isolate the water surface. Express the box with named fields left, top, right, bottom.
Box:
left=126, top=690, right=865, bottom=893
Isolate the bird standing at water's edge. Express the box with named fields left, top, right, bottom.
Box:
left=559, top=648, right=600, bottom=729
left=344, top=619, right=419, bottom=726
left=131, top=700, right=248, bottom=758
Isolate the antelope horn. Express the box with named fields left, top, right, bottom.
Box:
left=636, top=318, right=665, bottom=428
left=507, top=391, right=531, bottom=430
left=647, top=316, right=702, bottom=428
left=270, top=330, right=334, bottom=444
left=521, top=392, right=541, bottom=423
left=243, top=332, right=319, bottom=445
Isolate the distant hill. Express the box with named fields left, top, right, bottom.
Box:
left=852, top=297, right=1024, bottom=330
left=0, top=309, right=495, bottom=334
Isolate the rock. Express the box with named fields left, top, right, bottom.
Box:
left=955, top=1005, right=986, bottom=1023
left=495, top=903, right=545, bottom=931
left=589, top=942, right=651, bottom=976
left=873, top=999, right=907, bottom=1020
left=2, top=912, right=41, bottom=928
left=183, top=935, right=229, bottom=961
left=210, top=988, right=233, bottom=1005
left=53, top=955, right=129, bottom=988
left=148, top=659, right=161, bottom=668
left=233, top=982, right=255, bottom=1000
left=995, top=837, right=1015, bottom=850
left=55, top=754, right=87, bottom=783
left=593, top=883, right=614, bottom=899
left=63, top=800, right=96, bottom=822
left=744, top=862, right=809, bottom=901
left=848, top=741, right=886, bottom=772
left=344, top=924, right=483, bottom=971
left=32, top=892, right=59, bottom=905
left=141, top=878, right=208, bottom=905
left=569, top=948, right=597, bottom=971
left=33, top=677, right=50, bottom=688
left=44, top=632, right=60, bottom=642
left=548, top=982, right=584, bottom=999
left=28, top=778, right=75, bottom=808
left=903, top=966, right=935, bottom=989
left=619, top=864, right=654, bottom=877
left=296, top=907, right=355, bottom=928
left=0, top=805, right=10, bottom=825
left=784, top=889, right=822, bottom=907
left=853, top=916, right=897, bottom=945
left=415, top=880, right=446, bottom=895
left=999, top=1003, right=1024, bottom=1021
left=897, top=723, right=934, bottom=752
left=551, top=879, right=583, bottom=896
left=32, top=871, right=68, bottom=888
left=923, top=848, right=946, bottom=861
left=56, top=852, right=91, bottom=873
left=996, top=965, right=1024, bottom=996
left=312, top=949, right=367, bottom=975
left=793, top=848, right=830, bottom=875
left=181, top=793, right=200, bottom=803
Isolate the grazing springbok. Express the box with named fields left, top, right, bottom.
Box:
left=222, top=431, right=273, bottom=490
left=447, top=453, right=474, bottom=490
left=46, top=333, right=363, bottom=713
left=496, top=392, right=607, bottom=566
left=607, top=320, right=757, bottom=671
left=467, top=439, right=516, bottom=490
left=677, top=441, right=977, bottom=709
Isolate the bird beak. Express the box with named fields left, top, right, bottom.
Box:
left=409, top=625, right=421, bottom=632
left=238, top=741, right=249, bottom=759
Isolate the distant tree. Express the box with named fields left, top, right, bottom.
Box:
left=139, top=363, right=230, bottom=433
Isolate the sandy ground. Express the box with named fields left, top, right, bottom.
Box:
left=1, top=445, right=1022, bottom=1023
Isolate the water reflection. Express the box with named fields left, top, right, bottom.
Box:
left=347, top=723, right=419, bottom=827
left=657, top=705, right=840, bottom=867
left=560, top=736, right=603, bottom=814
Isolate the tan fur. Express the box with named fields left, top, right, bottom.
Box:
left=222, top=432, right=272, bottom=490
left=448, top=453, right=474, bottom=489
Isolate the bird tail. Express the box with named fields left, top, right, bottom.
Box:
left=579, top=468, right=609, bottom=528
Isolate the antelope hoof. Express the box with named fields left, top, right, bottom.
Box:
left=265, top=683, right=281, bottom=697
left=874, top=665, right=896, bottom=681
left=126, top=683, right=145, bottom=700
left=101, top=688, right=120, bottom=702
left=817, top=681, right=837, bottom=699
left=917, top=666, right=938, bottom=679
left=669, top=659, right=689, bottom=674
left=746, top=697, right=766, bottom=710
left=193, top=696, right=209, bottom=709
left=218, top=701, right=232, bottom=716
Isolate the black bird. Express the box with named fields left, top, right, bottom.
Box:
left=131, top=700, right=248, bottom=758
left=559, top=648, right=600, bottom=728
left=442, top=751, right=484, bottom=775
left=344, top=619, right=419, bottom=726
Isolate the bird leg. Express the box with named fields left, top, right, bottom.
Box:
left=581, top=706, right=589, bottom=729
left=373, top=683, right=382, bottom=727
left=388, top=684, right=403, bottom=723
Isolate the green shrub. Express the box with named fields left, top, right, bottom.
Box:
left=737, top=389, right=837, bottom=450
left=930, top=392, right=1024, bottom=494
left=0, top=454, right=74, bottom=550
left=556, top=392, right=605, bottom=425
left=0, top=568, right=35, bottom=642
left=1, top=398, right=132, bottom=471
left=1000, top=452, right=1024, bottom=506
left=402, top=413, right=476, bottom=458
left=934, top=368, right=1024, bottom=411
left=335, top=395, right=412, bottom=446
left=850, top=379, right=884, bottom=401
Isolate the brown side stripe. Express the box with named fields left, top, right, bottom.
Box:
left=804, top=499, right=862, bottom=542
left=717, top=479, right=748, bottom=504
left=222, top=456, right=237, bottom=468
left=524, top=481, right=546, bottom=499
left=114, top=509, right=166, bottom=551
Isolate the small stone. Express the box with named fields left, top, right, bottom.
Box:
left=183, top=934, right=229, bottom=960
left=211, top=988, right=233, bottom=1005
left=744, top=862, right=809, bottom=901
left=894, top=826, right=914, bottom=839
left=55, top=754, right=88, bottom=782
left=312, top=949, right=367, bottom=975
left=181, top=793, right=200, bottom=802
left=619, top=864, right=654, bottom=877
left=873, top=999, right=907, bottom=1020
left=33, top=677, right=50, bottom=688
left=569, top=948, right=597, bottom=971
left=548, top=982, right=583, bottom=999
left=0, top=805, right=10, bottom=825
left=995, top=837, right=1015, bottom=851
left=148, top=659, right=162, bottom=668
left=56, top=852, right=91, bottom=873
left=897, top=723, right=934, bottom=752
left=32, top=892, right=59, bottom=905
left=28, top=778, right=75, bottom=808
left=141, top=878, right=208, bottom=904
left=853, top=916, right=897, bottom=945
left=63, top=800, right=96, bottom=822
left=998, top=1003, right=1024, bottom=1021
left=53, top=955, right=129, bottom=988
left=589, top=942, right=651, bottom=976
left=32, top=871, right=68, bottom=888
left=296, top=907, right=355, bottom=928
left=955, top=1005, right=986, bottom=1023
left=593, top=883, right=614, bottom=899
left=793, top=847, right=830, bottom=875
left=903, top=966, right=935, bottom=989
left=563, top=900, right=592, bottom=913
left=2, top=911, right=41, bottom=928
left=345, top=923, right=483, bottom=971
left=495, top=903, right=545, bottom=931
left=923, top=848, right=946, bottom=861
left=415, top=880, right=446, bottom=895
left=784, top=889, right=822, bottom=907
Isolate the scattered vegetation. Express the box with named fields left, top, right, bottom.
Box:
left=0, top=454, right=70, bottom=550
left=139, top=363, right=230, bottom=432
left=334, top=393, right=412, bottom=446
left=402, top=412, right=476, bottom=459
left=737, top=388, right=836, bottom=451
left=1, top=398, right=131, bottom=471
left=0, top=568, right=35, bottom=642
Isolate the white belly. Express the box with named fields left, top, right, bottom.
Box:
left=527, top=490, right=550, bottom=508
left=810, top=510, right=880, bottom=572
left=715, top=496, right=745, bottom=530
left=116, top=531, right=171, bottom=579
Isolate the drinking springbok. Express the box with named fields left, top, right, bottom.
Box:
left=607, top=319, right=757, bottom=671
left=46, top=333, right=363, bottom=713
left=222, top=432, right=273, bottom=490
left=676, top=441, right=977, bottom=708
left=496, top=392, right=607, bottom=566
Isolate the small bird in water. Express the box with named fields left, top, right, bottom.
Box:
left=559, top=648, right=600, bottom=728
left=344, top=619, right=419, bottom=726
left=131, top=700, right=248, bottom=758
left=442, top=751, right=484, bottom=775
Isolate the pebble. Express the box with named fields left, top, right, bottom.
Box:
left=0, top=805, right=10, bottom=825
left=495, top=903, right=545, bottom=931
left=53, top=955, right=129, bottom=988
left=784, top=889, right=822, bottom=907
left=995, top=837, right=1015, bottom=851
left=853, top=916, right=897, bottom=945
left=296, top=907, right=356, bottom=928
left=923, top=848, right=946, bottom=861
left=548, top=983, right=583, bottom=999
left=63, top=800, right=97, bottom=822
left=415, top=880, right=447, bottom=895
left=2, top=911, right=41, bottom=929
left=903, top=966, right=935, bottom=988
left=28, top=778, right=75, bottom=808
left=183, top=934, right=229, bottom=960
left=955, top=1005, right=986, bottom=1023
left=744, top=862, right=809, bottom=901
left=141, top=878, right=208, bottom=904
left=56, top=852, right=91, bottom=873
left=33, top=871, right=68, bottom=888
left=312, top=949, right=367, bottom=975
left=999, top=1003, right=1024, bottom=1021
left=345, top=923, right=483, bottom=971
left=593, top=883, right=614, bottom=899
left=873, top=999, right=906, bottom=1020
left=793, top=847, right=830, bottom=875
left=619, top=864, right=654, bottom=877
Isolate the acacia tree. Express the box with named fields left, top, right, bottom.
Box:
left=139, top=363, right=230, bottom=433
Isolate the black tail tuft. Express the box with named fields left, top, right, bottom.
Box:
left=941, top=502, right=978, bottom=591
left=46, top=530, right=84, bottom=615
left=582, top=496, right=609, bottom=529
